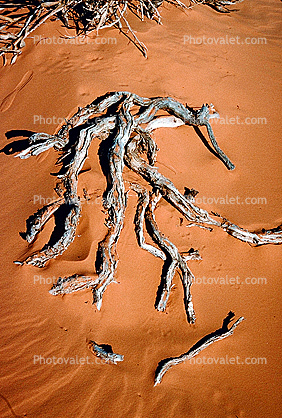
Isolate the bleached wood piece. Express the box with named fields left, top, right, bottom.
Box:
left=131, top=183, right=166, bottom=261
left=154, top=311, right=244, bottom=385
left=89, top=340, right=124, bottom=364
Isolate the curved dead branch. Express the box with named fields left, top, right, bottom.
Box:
left=131, top=183, right=166, bottom=261
left=154, top=311, right=244, bottom=385
left=20, top=197, right=64, bottom=244
left=124, top=124, right=282, bottom=245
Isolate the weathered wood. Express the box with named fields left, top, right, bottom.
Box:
left=16, top=116, right=116, bottom=268
left=9, top=92, right=282, bottom=320
left=88, top=340, right=124, bottom=364
left=154, top=311, right=244, bottom=385
left=0, top=0, right=244, bottom=64
left=125, top=132, right=222, bottom=226
left=21, top=198, right=64, bottom=244
left=132, top=184, right=196, bottom=323
left=131, top=183, right=166, bottom=261
left=49, top=274, right=97, bottom=296
left=92, top=107, right=134, bottom=310
left=124, top=116, right=282, bottom=245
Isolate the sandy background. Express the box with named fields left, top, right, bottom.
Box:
left=0, top=0, right=281, bottom=416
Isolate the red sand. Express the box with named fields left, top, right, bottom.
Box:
left=0, top=0, right=281, bottom=416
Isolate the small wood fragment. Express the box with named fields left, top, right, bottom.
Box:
left=88, top=341, right=124, bottom=364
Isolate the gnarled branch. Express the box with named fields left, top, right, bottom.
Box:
left=154, top=311, right=244, bottom=385
left=7, top=92, right=281, bottom=321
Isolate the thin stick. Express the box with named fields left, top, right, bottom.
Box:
left=154, top=311, right=244, bottom=385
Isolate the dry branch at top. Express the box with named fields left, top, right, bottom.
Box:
left=0, top=0, right=243, bottom=63
left=6, top=91, right=282, bottom=322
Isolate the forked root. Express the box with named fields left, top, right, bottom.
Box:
left=132, top=183, right=197, bottom=323
left=8, top=92, right=281, bottom=321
